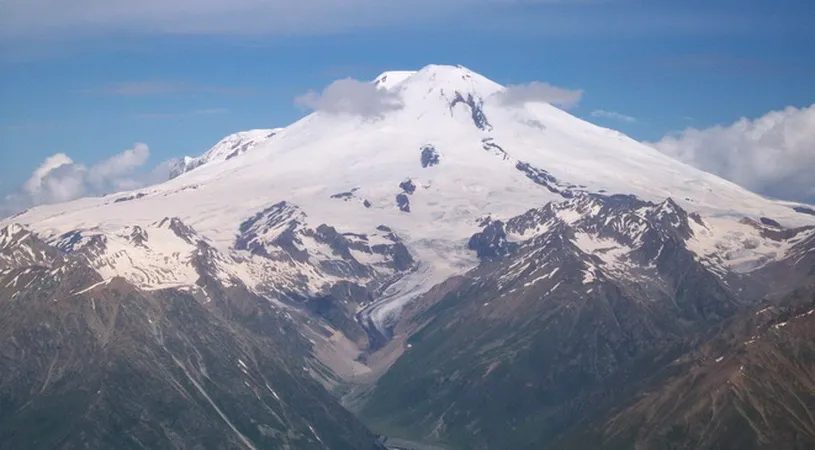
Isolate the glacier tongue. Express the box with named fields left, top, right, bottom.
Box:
left=2, top=64, right=814, bottom=331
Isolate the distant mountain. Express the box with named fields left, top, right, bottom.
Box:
left=2, top=64, right=814, bottom=450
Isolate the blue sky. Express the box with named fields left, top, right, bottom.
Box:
left=1, top=0, right=814, bottom=208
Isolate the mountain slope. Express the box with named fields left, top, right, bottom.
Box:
left=0, top=225, right=384, bottom=450
left=356, top=195, right=815, bottom=449
left=553, top=285, right=815, bottom=450
left=356, top=194, right=738, bottom=448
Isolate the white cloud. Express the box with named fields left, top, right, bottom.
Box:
left=295, top=78, right=403, bottom=117
left=2, top=143, right=163, bottom=214
left=87, top=143, right=150, bottom=187
left=23, top=153, right=75, bottom=197
left=591, top=109, right=637, bottom=123
left=652, top=104, right=815, bottom=203
left=494, top=82, right=583, bottom=109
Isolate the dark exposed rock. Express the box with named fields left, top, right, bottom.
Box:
left=399, top=179, right=417, bottom=195
left=467, top=220, right=516, bottom=260
left=55, top=232, right=107, bottom=258
left=481, top=138, right=510, bottom=161
left=55, top=230, right=85, bottom=252
left=238, top=201, right=295, bottom=234
left=158, top=217, right=197, bottom=244
left=330, top=189, right=372, bottom=209
left=450, top=92, right=492, bottom=131
left=331, top=191, right=355, bottom=201
left=760, top=217, right=782, bottom=228
left=128, top=226, right=148, bottom=247
left=331, top=187, right=359, bottom=201
left=313, top=224, right=357, bottom=261
left=515, top=161, right=574, bottom=198
left=235, top=202, right=309, bottom=262
left=225, top=141, right=253, bottom=160
left=273, top=227, right=310, bottom=263
left=476, top=215, right=492, bottom=227
left=113, top=193, right=147, bottom=203
left=396, top=194, right=410, bottom=213
left=645, top=198, right=694, bottom=241
left=371, top=242, right=414, bottom=272
left=420, top=145, right=440, bottom=168
left=793, top=206, right=815, bottom=216
left=516, top=160, right=557, bottom=185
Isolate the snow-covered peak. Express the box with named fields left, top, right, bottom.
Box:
left=394, top=64, right=503, bottom=104
left=374, top=71, right=417, bottom=90
left=374, top=65, right=501, bottom=96
left=170, top=128, right=282, bottom=179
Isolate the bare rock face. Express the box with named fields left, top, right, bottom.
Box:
left=449, top=91, right=492, bottom=131
left=420, top=145, right=440, bottom=168
left=399, top=179, right=417, bottom=195
left=396, top=194, right=411, bottom=213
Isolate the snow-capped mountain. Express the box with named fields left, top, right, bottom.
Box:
left=3, top=64, right=814, bottom=332
left=3, top=64, right=815, bottom=450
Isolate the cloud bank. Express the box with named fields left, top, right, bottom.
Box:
left=2, top=143, right=171, bottom=216
left=295, top=78, right=404, bottom=117
left=652, top=104, right=815, bottom=204
left=495, top=82, right=584, bottom=109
